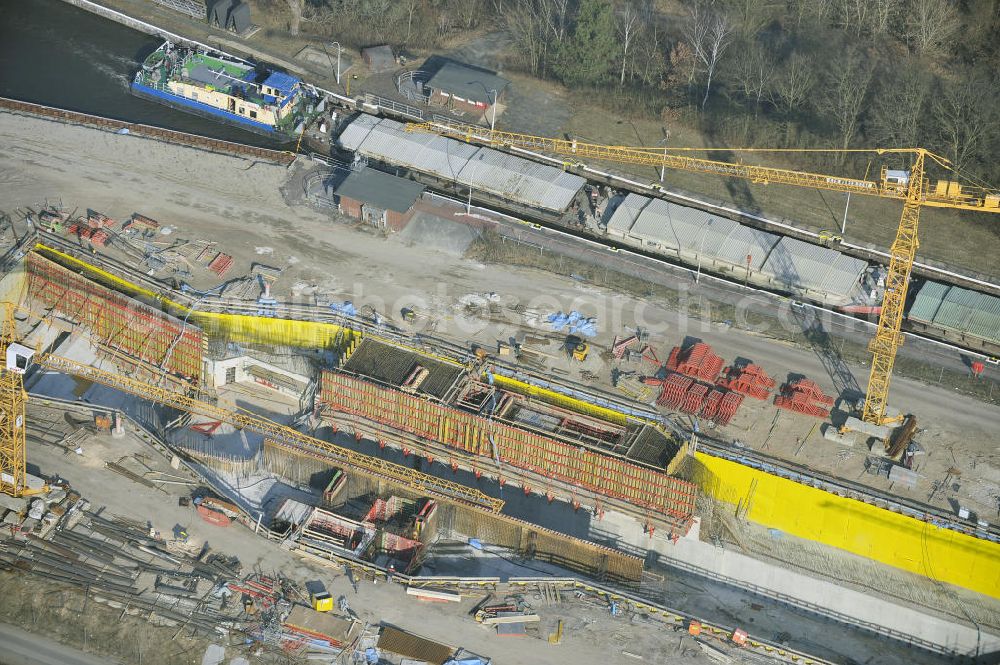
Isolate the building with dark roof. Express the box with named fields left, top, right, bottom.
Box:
left=331, top=168, right=424, bottom=231
left=425, top=62, right=510, bottom=115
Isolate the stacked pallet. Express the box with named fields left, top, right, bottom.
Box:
left=656, top=373, right=693, bottom=409
left=123, top=213, right=160, bottom=233
left=87, top=210, right=116, bottom=229
left=774, top=378, right=834, bottom=418
left=656, top=374, right=743, bottom=425
left=717, top=363, right=775, bottom=400
left=208, top=253, right=234, bottom=277
left=90, top=229, right=110, bottom=247
left=666, top=342, right=725, bottom=382
left=714, top=392, right=744, bottom=425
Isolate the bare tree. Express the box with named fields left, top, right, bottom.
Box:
left=868, top=0, right=900, bottom=36
left=456, top=0, right=483, bottom=29
left=906, top=0, right=960, bottom=57
left=617, top=1, right=641, bottom=86
left=728, top=40, right=775, bottom=116
left=732, top=0, right=771, bottom=37
left=768, top=52, right=816, bottom=117
left=822, top=49, right=874, bottom=154
left=683, top=2, right=733, bottom=109
left=506, top=1, right=550, bottom=76
left=870, top=64, right=930, bottom=147
left=932, top=73, right=994, bottom=174
left=286, top=0, right=303, bottom=36
left=635, top=1, right=666, bottom=86
left=541, top=0, right=572, bottom=42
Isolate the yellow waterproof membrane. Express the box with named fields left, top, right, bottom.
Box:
left=33, top=245, right=360, bottom=350
left=490, top=373, right=629, bottom=426
left=693, top=453, right=1000, bottom=599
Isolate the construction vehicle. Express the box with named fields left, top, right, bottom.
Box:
left=406, top=121, right=1000, bottom=428
left=307, top=581, right=334, bottom=612
left=566, top=335, right=589, bottom=362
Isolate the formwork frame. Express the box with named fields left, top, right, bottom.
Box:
left=320, top=372, right=697, bottom=522
left=26, top=253, right=202, bottom=381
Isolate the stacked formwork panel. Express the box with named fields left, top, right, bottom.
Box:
left=26, top=252, right=202, bottom=381
left=320, top=372, right=697, bottom=526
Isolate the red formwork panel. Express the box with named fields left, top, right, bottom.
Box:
left=681, top=383, right=709, bottom=414
left=672, top=342, right=725, bottom=383
left=741, top=363, right=776, bottom=388
left=665, top=347, right=681, bottom=371
left=701, top=389, right=725, bottom=420
left=782, top=379, right=835, bottom=406
left=318, top=372, right=699, bottom=525
left=657, top=373, right=693, bottom=409
left=26, top=252, right=203, bottom=381
left=612, top=335, right=639, bottom=359
left=208, top=253, right=234, bottom=277
left=715, top=392, right=744, bottom=426
left=774, top=395, right=830, bottom=419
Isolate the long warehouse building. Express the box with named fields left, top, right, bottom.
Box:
left=336, top=114, right=586, bottom=214
left=606, top=193, right=870, bottom=305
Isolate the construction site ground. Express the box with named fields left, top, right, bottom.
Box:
left=51, top=0, right=1000, bottom=281
left=2, top=111, right=997, bottom=521
left=2, top=111, right=999, bottom=655
left=8, top=400, right=950, bottom=665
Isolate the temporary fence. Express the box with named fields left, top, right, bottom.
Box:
left=319, top=372, right=697, bottom=524
left=26, top=251, right=203, bottom=381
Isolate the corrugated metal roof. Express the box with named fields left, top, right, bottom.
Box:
left=909, top=282, right=1000, bottom=343
left=377, top=626, right=455, bottom=664
left=711, top=225, right=778, bottom=269
left=621, top=198, right=777, bottom=269
left=762, top=237, right=866, bottom=298
left=336, top=116, right=583, bottom=211
left=335, top=113, right=379, bottom=150
left=605, top=193, right=647, bottom=235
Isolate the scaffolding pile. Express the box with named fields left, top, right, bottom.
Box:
left=774, top=378, right=835, bottom=418
left=26, top=252, right=203, bottom=381
left=319, top=372, right=697, bottom=525
left=717, top=362, right=776, bottom=400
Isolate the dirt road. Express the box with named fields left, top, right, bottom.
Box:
left=0, top=622, right=119, bottom=665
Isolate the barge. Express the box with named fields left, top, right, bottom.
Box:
left=131, top=41, right=317, bottom=140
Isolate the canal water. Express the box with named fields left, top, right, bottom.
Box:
left=0, top=0, right=286, bottom=147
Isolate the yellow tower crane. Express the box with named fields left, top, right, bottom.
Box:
left=406, top=121, right=1000, bottom=425
left=0, top=303, right=28, bottom=497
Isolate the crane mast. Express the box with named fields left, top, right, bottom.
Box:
left=0, top=303, right=26, bottom=497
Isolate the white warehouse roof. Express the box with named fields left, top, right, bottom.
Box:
left=762, top=237, right=867, bottom=299
left=597, top=192, right=866, bottom=301
left=337, top=115, right=585, bottom=212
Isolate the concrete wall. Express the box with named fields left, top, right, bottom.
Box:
left=206, top=356, right=308, bottom=399
left=659, top=519, right=1000, bottom=658
left=692, top=453, right=1000, bottom=600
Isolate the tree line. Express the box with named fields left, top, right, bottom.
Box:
left=288, top=0, right=1000, bottom=186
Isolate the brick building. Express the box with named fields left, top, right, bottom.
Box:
left=426, top=62, right=510, bottom=116
left=332, top=168, right=424, bottom=232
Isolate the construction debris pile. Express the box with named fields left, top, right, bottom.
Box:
left=33, top=206, right=264, bottom=301
left=0, top=481, right=375, bottom=662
